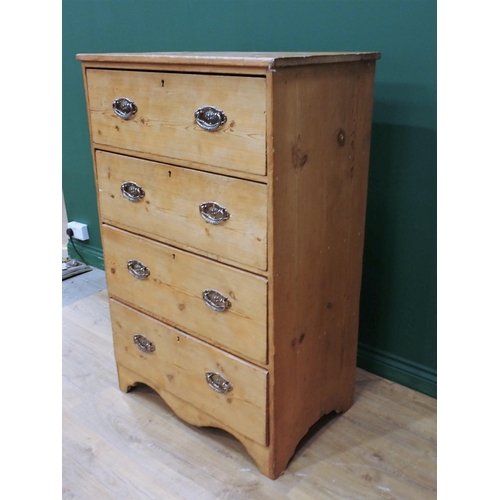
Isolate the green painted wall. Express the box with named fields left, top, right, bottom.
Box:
left=62, top=0, right=436, bottom=397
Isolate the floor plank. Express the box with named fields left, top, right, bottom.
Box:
left=62, top=289, right=436, bottom=499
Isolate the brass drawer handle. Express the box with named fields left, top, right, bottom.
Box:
left=203, top=289, right=231, bottom=312
left=206, top=372, right=233, bottom=394
left=113, top=97, right=137, bottom=119
left=121, top=181, right=145, bottom=202
left=199, top=201, right=230, bottom=225
left=127, top=259, right=150, bottom=280
left=194, top=106, right=227, bottom=131
left=133, top=334, right=156, bottom=353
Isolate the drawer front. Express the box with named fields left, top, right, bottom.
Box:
left=96, top=151, right=267, bottom=271
left=110, top=299, right=268, bottom=446
left=87, top=69, right=266, bottom=176
left=102, top=225, right=268, bottom=365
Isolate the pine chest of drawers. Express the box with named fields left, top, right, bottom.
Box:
left=77, top=52, right=380, bottom=479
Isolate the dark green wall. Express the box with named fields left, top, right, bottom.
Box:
left=62, top=0, right=437, bottom=397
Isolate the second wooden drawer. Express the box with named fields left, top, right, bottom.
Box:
left=102, top=225, right=268, bottom=365
left=96, top=151, right=267, bottom=272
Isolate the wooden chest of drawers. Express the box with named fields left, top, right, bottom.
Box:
left=77, top=52, right=379, bottom=479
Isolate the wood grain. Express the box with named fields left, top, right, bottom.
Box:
left=87, top=69, right=267, bottom=175
left=267, top=60, right=377, bottom=477
left=96, top=151, right=268, bottom=272
left=63, top=290, right=436, bottom=499
left=102, top=224, right=268, bottom=365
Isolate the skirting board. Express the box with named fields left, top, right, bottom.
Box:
left=357, top=341, right=436, bottom=398
left=67, top=241, right=104, bottom=271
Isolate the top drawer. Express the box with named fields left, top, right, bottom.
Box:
left=86, top=69, right=267, bottom=176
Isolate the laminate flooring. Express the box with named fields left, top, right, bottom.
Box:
left=62, top=276, right=437, bottom=499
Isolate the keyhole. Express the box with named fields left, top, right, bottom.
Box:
left=161, top=80, right=164, bottom=87
left=172, top=254, right=175, bottom=260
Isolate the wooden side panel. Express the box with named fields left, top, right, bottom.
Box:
left=102, top=225, right=268, bottom=365
left=95, top=151, right=267, bottom=272
left=269, top=61, right=377, bottom=475
left=87, top=69, right=266, bottom=175
left=110, top=299, right=268, bottom=446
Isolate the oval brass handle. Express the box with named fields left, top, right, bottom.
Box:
left=127, top=259, right=150, bottom=280
left=199, top=201, right=230, bottom=225
left=206, top=372, right=233, bottom=394
left=121, top=181, right=145, bottom=202
left=113, top=97, right=137, bottom=119
left=194, top=106, right=227, bottom=131
left=133, top=334, right=155, bottom=353
left=202, top=289, right=231, bottom=312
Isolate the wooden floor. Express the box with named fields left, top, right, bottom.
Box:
left=62, top=286, right=436, bottom=499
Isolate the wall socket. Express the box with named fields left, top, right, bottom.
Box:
left=67, top=221, right=89, bottom=241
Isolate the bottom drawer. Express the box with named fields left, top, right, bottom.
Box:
left=110, top=299, right=268, bottom=446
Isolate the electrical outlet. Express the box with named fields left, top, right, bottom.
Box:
left=67, top=221, right=89, bottom=241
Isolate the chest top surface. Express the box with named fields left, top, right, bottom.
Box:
left=76, top=51, right=380, bottom=70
